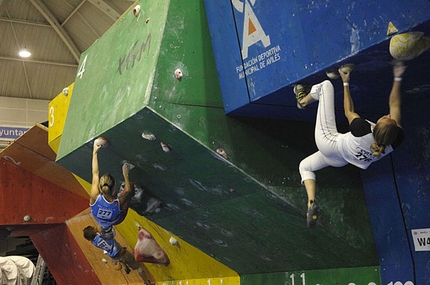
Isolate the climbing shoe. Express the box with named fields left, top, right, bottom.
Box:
left=293, top=84, right=311, bottom=109
left=306, top=200, right=319, bottom=228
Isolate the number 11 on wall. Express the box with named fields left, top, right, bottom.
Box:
left=290, top=273, right=307, bottom=285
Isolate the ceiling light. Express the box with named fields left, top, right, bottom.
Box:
left=19, top=48, right=31, bottom=58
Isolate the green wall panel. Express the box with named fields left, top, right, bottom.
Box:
left=155, top=190, right=378, bottom=274
left=57, top=0, right=170, bottom=159
left=241, top=266, right=381, bottom=285
left=149, top=0, right=222, bottom=108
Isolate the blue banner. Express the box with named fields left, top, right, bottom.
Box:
left=0, top=126, right=29, bottom=140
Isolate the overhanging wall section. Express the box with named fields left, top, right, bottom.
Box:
left=55, top=0, right=379, bottom=281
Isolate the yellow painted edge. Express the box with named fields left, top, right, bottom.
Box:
left=72, top=173, right=92, bottom=193
left=155, top=276, right=241, bottom=285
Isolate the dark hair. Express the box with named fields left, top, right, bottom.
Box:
left=371, top=122, right=401, bottom=157
left=83, top=226, right=97, bottom=241
left=99, top=174, right=115, bottom=195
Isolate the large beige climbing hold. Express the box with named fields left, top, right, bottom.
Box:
left=390, top=32, right=430, bottom=61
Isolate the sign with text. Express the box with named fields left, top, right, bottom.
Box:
left=0, top=126, right=29, bottom=140
left=411, top=228, right=430, bottom=251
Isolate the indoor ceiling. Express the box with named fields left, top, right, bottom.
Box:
left=0, top=0, right=135, bottom=101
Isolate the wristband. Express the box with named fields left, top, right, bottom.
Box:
left=394, top=77, right=402, bottom=81
left=343, top=82, right=349, bottom=86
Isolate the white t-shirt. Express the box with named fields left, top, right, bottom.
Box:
left=338, top=118, right=404, bottom=169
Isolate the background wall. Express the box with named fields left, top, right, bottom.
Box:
left=0, top=96, right=48, bottom=127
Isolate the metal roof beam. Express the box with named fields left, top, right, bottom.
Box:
left=62, top=0, right=86, bottom=26
left=29, top=0, right=81, bottom=63
left=0, top=17, right=51, bottom=27
left=87, top=0, right=121, bottom=21
left=0, top=56, right=78, bottom=68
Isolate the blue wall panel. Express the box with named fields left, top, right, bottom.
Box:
left=355, top=67, right=430, bottom=284
left=204, top=0, right=430, bottom=120
left=360, top=158, right=415, bottom=284
left=393, top=90, right=430, bottom=285
left=203, top=1, right=250, bottom=114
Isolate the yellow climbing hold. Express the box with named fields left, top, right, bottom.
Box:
left=390, top=32, right=430, bottom=61
left=387, top=21, right=398, bottom=36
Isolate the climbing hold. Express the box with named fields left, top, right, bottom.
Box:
left=160, top=142, right=170, bottom=152
left=216, top=148, right=228, bottom=159
left=123, top=161, right=135, bottom=171
left=133, top=5, right=141, bottom=17
left=134, top=227, right=170, bottom=265
left=390, top=32, right=430, bottom=60
left=387, top=21, right=398, bottom=36
left=174, top=69, right=182, bottom=80
left=169, top=237, right=178, bottom=245
left=142, top=132, right=156, bottom=141
left=95, top=136, right=109, bottom=148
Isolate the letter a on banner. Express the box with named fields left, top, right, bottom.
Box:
left=232, top=0, right=271, bottom=59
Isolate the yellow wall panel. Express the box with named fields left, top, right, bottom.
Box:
left=48, top=83, right=74, bottom=153
left=72, top=173, right=91, bottom=194
left=116, top=211, right=240, bottom=284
